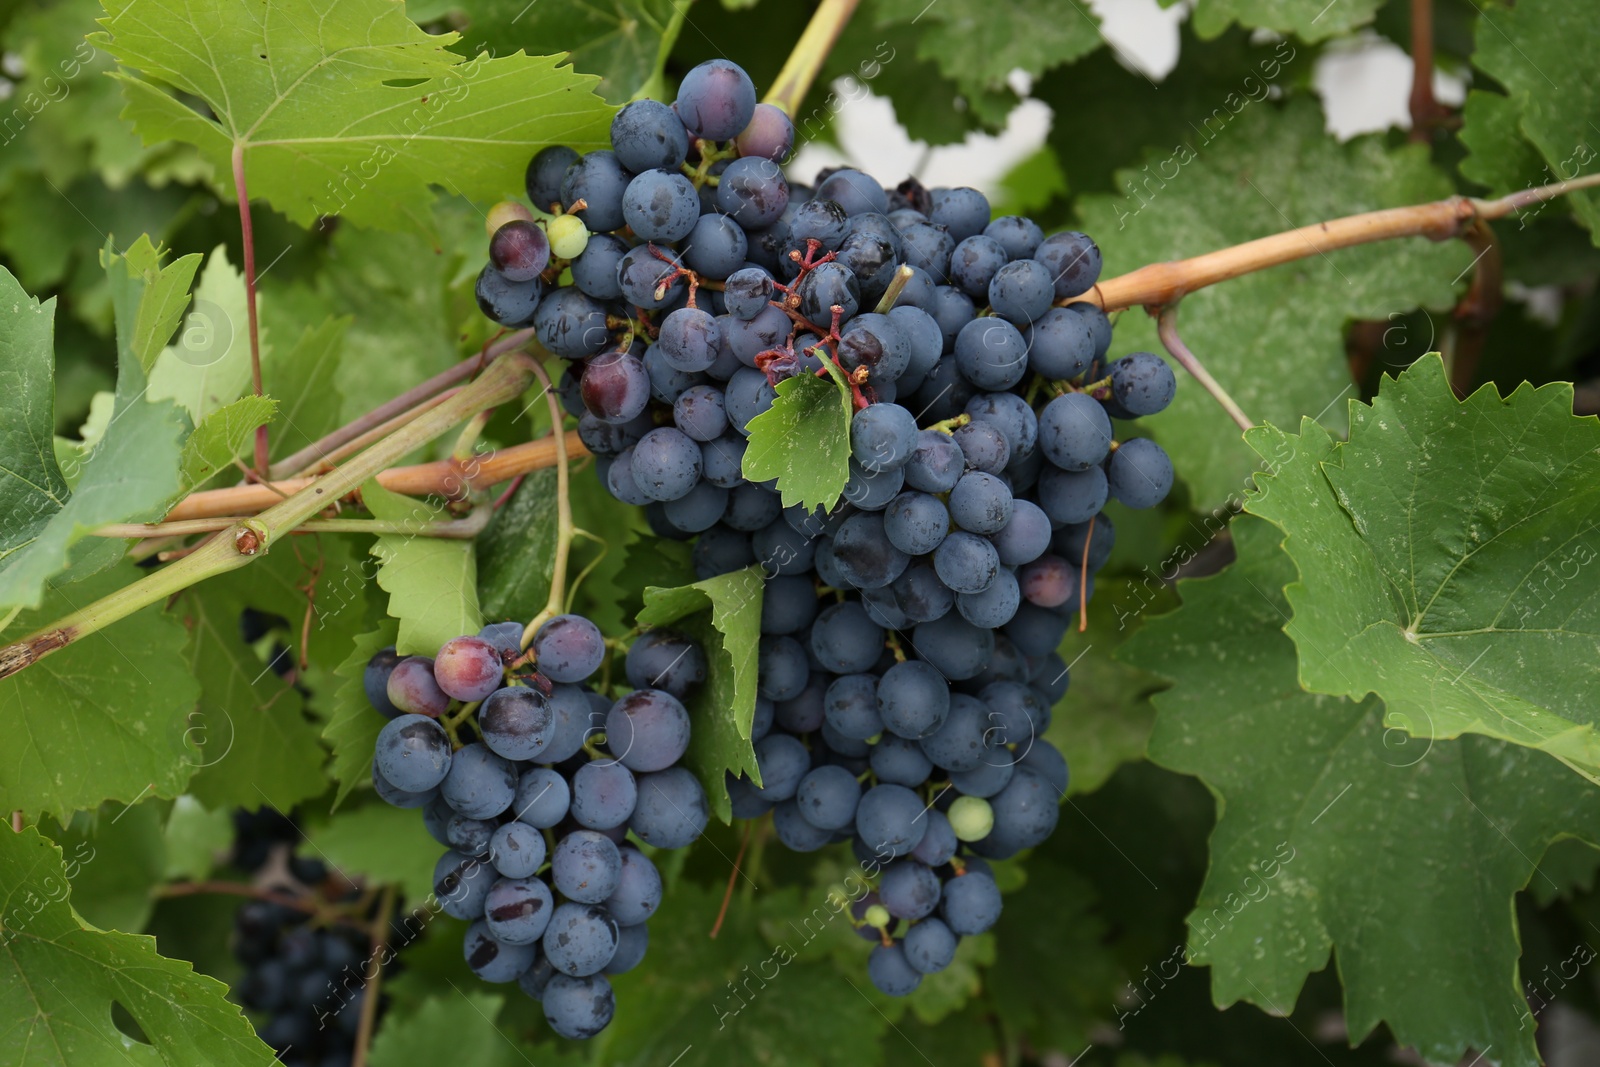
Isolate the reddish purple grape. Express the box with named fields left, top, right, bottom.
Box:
left=387, top=656, right=450, bottom=717
left=433, top=635, right=505, bottom=702
left=581, top=351, right=652, bottom=425
left=490, top=220, right=550, bottom=282
left=1018, top=555, right=1077, bottom=609
left=734, top=103, right=795, bottom=163
left=533, top=615, right=606, bottom=683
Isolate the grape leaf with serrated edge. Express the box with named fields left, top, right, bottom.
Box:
left=1073, top=99, right=1469, bottom=511
left=1243, top=356, right=1600, bottom=779
left=1121, top=513, right=1600, bottom=1067
left=147, top=244, right=258, bottom=422
left=323, top=619, right=399, bottom=809
left=93, top=0, right=615, bottom=235
left=0, top=562, right=200, bottom=821
left=40, top=802, right=166, bottom=934
left=637, top=566, right=764, bottom=821
left=872, top=0, right=1101, bottom=97
left=742, top=372, right=852, bottom=513
left=1190, top=0, right=1381, bottom=42
left=180, top=394, right=277, bottom=490
left=0, top=826, right=276, bottom=1066
left=364, top=479, right=483, bottom=658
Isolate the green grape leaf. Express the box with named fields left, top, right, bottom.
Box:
left=1, top=244, right=193, bottom=610
left=873, top=0, right=1101, bottom=97
left=0, top=825, right=276, bottom=1066
left=364, top=480, right=482, bottom=657
left=323, top=620, right=399, bottom=808
left=94, top=0, right=614, bottom=235
left=1466, top=0, right=1600, bottom=242
left=1243, top=357, right=1600, bottom=779
left=367, top=991, right=536, bottom=1067
left=1121, top=513, right=1600, bottom=1067
left=161, top=795, right=234, bottom=882
left=742, top=372, right=852, bottom=513
left=475, top=467, right=558, bottom=626
left=823, top=23, right=989, bottom=147
left=1190, top=0, right=1380, bottom=42
left=179, top=583, right=329, bottom=814
left=616, top=531, right=696, bottom=628
left=41, top=801, right=166, bottom=934
left=1458, top=89, right=1548, bottom=196
left=0, top=267, right=69, bottom=572
left=637, top=566, right=764, bottom=821
left=181, top=394, right=278, bottom=491
left=991, top=146, right=1069, bottom=218
left=147, top=244, right=257, bottom=422
left=260, top=316, right=349, bottom=465
left=0, top=563, right=200, bottom=821
left=1074, top=99, right=1469, bottom=511
left=304, top=801, right=439, bottom=902
left=597, top=882, right=889, bottom=1067
left=457, top=0, right=693, bottom=105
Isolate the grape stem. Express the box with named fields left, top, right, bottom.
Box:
left=1155, top=303, right=1253, bottom=433
left=872, top=264, right=915, bottom=314
left=90, top=508, right=493, bottom=543
left=350, top=883, right=397, bottom=1067
left=763, top=0, right=863, bottom=118
left=0, top=354, right=537, bottom=679
left=1068, top=172, right=1600, bottom=314
left=519, top=358, right=575, bottom=652
left=155, top=880, right=369, bottom=932
left=1407, top=0, right=1448, bottom=144
left=231, top=143, right=269, bottom=477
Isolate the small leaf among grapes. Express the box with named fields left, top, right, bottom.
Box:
left=742, top=373, right=853, bottom=513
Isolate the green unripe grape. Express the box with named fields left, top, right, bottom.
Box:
left=863, top=903, right=891, bottom=929
left=484, top=200, right=533, bottom=237
left=548, top=213, right=590, bottom=259
left=948, top=795, right=994, bottom=841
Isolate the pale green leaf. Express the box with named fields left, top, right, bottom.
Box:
left=105, top=235, right=201, bottom=375
left=181, top=394, right=278, bottom=490
left=147, top=244, right=258, bottom=422
left=41, top=802, right=166, bottom=934
left=323, top=620, right=398, bottom=809
left=367, top=991, right=531, bottom=1067
left=364, top=479, right=482, bottom=657
left=0, top=267, right=69, bottom=573
left=1121, top=514, right=1600, bottom=1067
left=1190, top=0, right=1380, bottom=42
left=637, top=566, right=764, bottom=821
left=94, top=0, right=614, bottom=234
left=161, top=795, right=234, bottom=882
left=1244, top=356, right=1600, bottom=779
left=873, top=0, right=1101, bottom=96
left=304, top=802, right=440, bottom=906
left=742, top=373, right=852, bottom=513
left=0, top=826, right=276, bottom=1067
left=1074, top=99, right=1469, bottom=510
left=0, top=563, right=200, bottom=822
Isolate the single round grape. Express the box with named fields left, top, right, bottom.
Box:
left=526, top=144, right=579, bottom=212
left=842, top=459, right=905, bottom=512
left=958, top=567, right=1021, bottom=628
left=816, top=169, right=890, bottom=217
left=570, top=760, right=639, bottom=831
left=441, top=743, right=517, bottom=819
left=610, top=98, right=689, bottom=173
left=984, top=214, right=1045, bottom=259
left=932, top=531, right=1001, bottom=595
left=483, top=875, right=554, bottom=946
left=973, top=767, right=1060, bottom=858
left=1065, top=301, right=1113, bottom=358
left=623, top=630, right=707, bottom=699
left=810, top=601, right=886, bottom=674
left=855, top=783, right=928, bottom=859
left=1018, top=555, right=1078, bottom=610
left=552, top=830, right=622, bottom=904
left=877, top=659, right=951, bottom=740
left=797, top=261, right=861, bottom=328
left=477, top=621, right=523, bottom=662
left=880, top=860, right=942, bottom=920
left=950, top=757, right=1015, bottom=799
left=929, top=186, right=991, bottom=243
left=1036, top=464, right=1109, bottom=526
left=724, top=267, right=775, bottom=319
left=775, top=673, right=827, bottom=733
left=616, top=243, right=685, bottom=310
left=534, top=287, right=610, bottom=360
left=867, top=942, right=922, bottom=997
left=543, top=972, right=616, bottom=1039
left=760, top=574, right=819, bottom=635
left=489, top=822, right=547, bottom=879
left=669, top=384, right=728, bottom=442
left=1038, top=392, right=1113, bottom=471
left=464, top=920, right=536, bottom=983
left=1025, top=307, right=1095, bottom=380
left=431, top=635, right=503, bottom=702
left=909, top=809, right=958, bottom=867
left=903, top=916, right=958, bottom=974
left=532, top=614, right=605, bottom=683
left=606, top=689, right=692, bottom=772
left=990, top=499, right=1052, bottom=567
left=1019, top=739, right=1070, bottom=796
left=952, top=419, right=1009, bottom=476
left=1036, top=230, right=1102, bottom=298
left=433, top=849, right=495, bottom=920
left=1108, top=438, right=1174, bottom=509
left=773, top=798, right=836, bottom=851
left=716, top=155, right=789, bottom=228
left=795, top=764, right=862, bottom=830
left=904, top=431, right=963, bottom=494
left=1109, top=351, right=1177, bottom=416
left=695, top=525, right=755, bottom=579
left=569, top=233, right=627, bottom=299
left=889, top=304, right=943, bottom=387
left=941, top=869, right=1002, bottom=935
left=513, top=766, right=571, bottom=828
left=605, top=846, right=662, bottom=926
left=675, top=59, right=757, bottom=140
left=910, top=357, right=975, bottom=422
left=824, top=673, right=883, bottom=740
left=831, top=511, right=910, bottom=591
left=988, top=258, right=1054, bottom=324
left=547, top=213, right=590, bottom=260
left=865, top=735, right=929, bottom=789
left=623, top=168, right=701, bottom=243
left=753, top=516, right=818, bottom=577
left=954, top=317, right=1029, bottom=391
left=475, top=265, right=544, bottom=328
left=363, top=646, right=404, bottom=717
left=446, top=813, right=494, bottom=856
left=919, top=693, right=992, bottom=772
left=835, top=230, right=899, bottom=305
left=542, top=902, right=619, bottom=977
left=948, top=234, right=1008, bottom=299
left=948, top=471, right=1013, bottom=535
left=580, top=350, right=651, bottom=424
left=662, top=481, right=729, bottom=533
left=489, top=220, right=550, bottom=282
left=949, top=795, right=996, bottom=841
left=735, top=101, right=795, bottom=161
left=701, top=433, right=749, bottom=488
left=485, top=199, right=533, bottom=234
left=375, top=714, right=452, bottom=792
left=752, top=733, right=810, bottom=802
left=725, top=367, right=777, bottom=435
left=911, top=614, right=994, bottom=681
left=630, top=767, right=709, bottom=848
left=851, top=403, right=919, bottom=472
left=560, top=150, right=631, bottom=232
left=387, top=656, right=450, bottom=717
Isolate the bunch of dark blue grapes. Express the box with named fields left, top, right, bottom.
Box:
left=474, top=57, right=1177, bottom=1000
left=364, top=616, right=712, bottom=1038
left=230, top=852, right=378, bottom=1064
